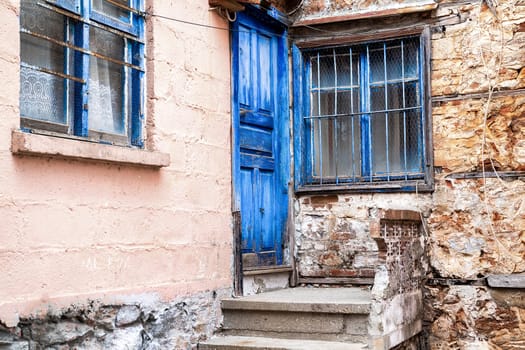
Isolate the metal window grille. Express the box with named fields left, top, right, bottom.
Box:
left=305, top=37, right=425, bottom=186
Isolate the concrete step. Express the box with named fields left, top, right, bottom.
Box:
left=221, top=287, right=371, bottom=343
left=222, top=287, right=372, bottom=314
left=199, top=335, right=368, bottom=350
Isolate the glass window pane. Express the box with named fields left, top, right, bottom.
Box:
left=89, top=27, right=126, bottom=135
left=310, top=91, right=319, bottom=117
left=313, top=118, right=336, bottom=178
left=371, top=112, right=404, bottom=176
left=21, top=1, right=64, bottom=38
left=311, top=115, right=363, bottom=181
left=91, top=27, right=124, bottom=61
left=371, top=111, right=422, bottom=176
left=310, top=56, right=319, bottom=89
left=319, top=55, right=335, bottom=88
left=92, top=0, right=131, bottom=23
left=20, top=0, right=65, bottom=72
left=387, top=83, right=403, bottom=109
left=388, top=112, right=403, bottom=174
left=337, top=90, right=360, bottom=115
left=306, top=37, right=422, bottom=184
left=20, top=0, right=67, bottom=124
left=404, top=110, right=423, bottom=172
left=335, top=54, right=359, bottom=88
left=405, top=82, right=420, bottom=108
left=21, top=35, right=65, bottom=72
left=335, top=115, right=361, bottom=178
left=20, top=67, right=66, bottom=124
left=371, top=113, right=387, bottom=175
left=386, top=44, right=402, bottom=81
left=370, top=86, right=385, bottom=111
left=89, top=58, right=125, bottom=135
left=369, top=45, right=384, bottom=83
left=404, top=40, right=419, bottom=79
left=385, top=83, right=420, bottom=110
left=311, top=91, right=337, bottom=116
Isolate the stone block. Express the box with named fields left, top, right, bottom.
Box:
left=487, top=273, right=525, bottom=288
left=0, top=289, right=229, bottom=349
left=28, top=321, right=92, bottom=346
left=115, top=305, right=141, bottom=327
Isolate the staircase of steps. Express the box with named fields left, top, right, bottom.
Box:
left=199, top=287, right=371, bottom=350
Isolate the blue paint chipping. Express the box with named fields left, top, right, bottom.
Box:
left=54, top=0, right=81, bottom=14
left=232, top=7, right=290, bottom=267
left=74, top=21, right=89, bottom=137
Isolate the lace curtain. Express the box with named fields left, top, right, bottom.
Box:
left=20, top=0, right=127, bottom=135
left=20, top=0, right=66, bottom=124
left=88, top=27, right=125, bottom=135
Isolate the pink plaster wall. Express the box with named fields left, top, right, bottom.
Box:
left=0, top=0, right=233, bottom=326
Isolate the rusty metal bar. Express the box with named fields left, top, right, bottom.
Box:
left=304, top=105, right=422, bottom=119
left=102, top=0, right=143, bottom=15
left=20, top=62, right=85, bottom=83
left=37, top=1, right=144, bottom=43
left=20, top=28, right=144, bottom=72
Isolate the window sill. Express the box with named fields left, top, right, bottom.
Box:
left=10, top=130, right=170, bottom=168
left=295, top=180, right=434, bottom=194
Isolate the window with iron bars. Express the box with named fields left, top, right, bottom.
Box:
left=19, top=0, right=145, bottom=147
left=293, top=34, right=432, bottom=191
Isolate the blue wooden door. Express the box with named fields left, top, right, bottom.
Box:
left=231, top=9, right=290, bottom=268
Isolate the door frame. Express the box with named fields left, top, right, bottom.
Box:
left=230, top=6, right=291, bottom=292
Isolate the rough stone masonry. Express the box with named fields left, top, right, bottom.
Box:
left=0, top=289, right=229, bottom=350
left=292, top=0, right=525, bottom=348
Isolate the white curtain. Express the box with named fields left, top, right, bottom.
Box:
left=88, top=27, right=124, bottom=135
left=20, top=0, right=66, bottom=123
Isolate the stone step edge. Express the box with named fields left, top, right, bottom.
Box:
left=199, top=335, right=368, bottom=350
left=221, top=299, right=371, bottom=314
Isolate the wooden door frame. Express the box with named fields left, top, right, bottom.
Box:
left=230, top=6, right=291, bottom=295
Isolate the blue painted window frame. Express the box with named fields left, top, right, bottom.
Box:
left=293, top=30, right=433, bottom=192
left=19, top=0, right=145, bottom=147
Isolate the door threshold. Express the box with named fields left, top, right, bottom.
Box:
left=243, top=265, right=293, bottom=276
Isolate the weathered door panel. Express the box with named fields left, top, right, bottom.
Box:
left=232, top=9, right=289, bottom=268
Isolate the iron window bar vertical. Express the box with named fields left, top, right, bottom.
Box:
left=333, top=48, right=339, bottom=184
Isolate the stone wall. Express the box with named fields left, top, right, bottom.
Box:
left=426, top=1, right=525, bottom=347
left=294, top=194, right=380, bottom=282
left=424, top=285, right=525, bottom=349
left=294, top=193, right=432, bottom=284
left=429, top=0, right=525, bottom=279
left=0, top=288, right=229, bottom=350
left=292, top=0, right=525, bottom=347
